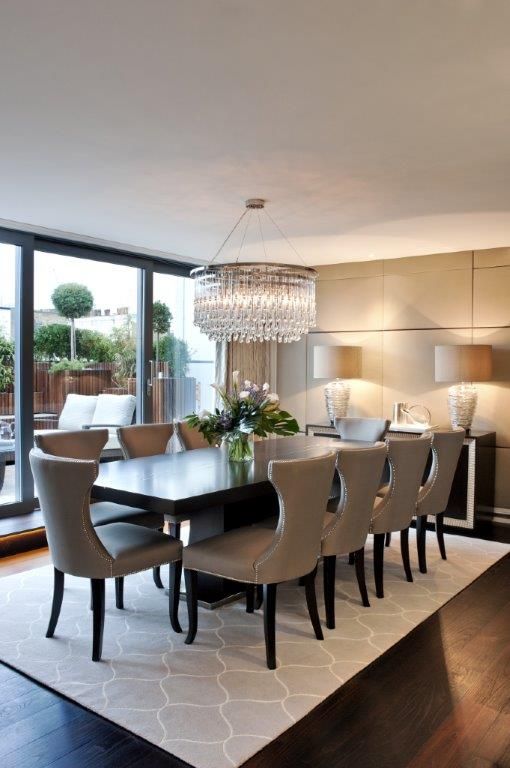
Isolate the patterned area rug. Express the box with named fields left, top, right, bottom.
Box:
left=1, top=532, right=508, bottom=768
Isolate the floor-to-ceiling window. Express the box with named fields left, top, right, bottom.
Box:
left=0, top=228, right=214, bottom=520
left=33, top=251, right=140, bottom=454
left=0, top=244, right=18, bottom=506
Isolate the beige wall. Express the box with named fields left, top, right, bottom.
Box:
left=277, top=247, right=510, bottom=516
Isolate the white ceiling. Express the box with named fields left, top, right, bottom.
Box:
left=0, top=0, right=509, bottom=266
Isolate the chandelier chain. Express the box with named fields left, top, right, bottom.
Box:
left=235, top=209, right=252, bottom=263
left=208, top=208, right=249, bottom=265
left=257, top=211, right=268, bottom=262
left=263, top=208, right=309, bottom=268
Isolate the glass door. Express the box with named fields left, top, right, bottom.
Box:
left=151, top=271, right=216, bottom=423
left=33, top=250, right=141, bottom=458
left=0, top=231, right=34, bottom=516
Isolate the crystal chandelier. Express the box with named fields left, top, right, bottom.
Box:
left=191, top=199, right=318, bottom=343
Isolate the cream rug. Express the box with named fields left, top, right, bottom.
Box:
left=1, top=532, right=508, bottom=768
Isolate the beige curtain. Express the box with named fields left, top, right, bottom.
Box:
left=226, top=341, right=276, bottom=390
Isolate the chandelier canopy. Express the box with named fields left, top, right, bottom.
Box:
left=191, top=199, right=318, bottom=344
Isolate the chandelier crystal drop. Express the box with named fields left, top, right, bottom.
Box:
left=191, top=199, right=318, bottom=343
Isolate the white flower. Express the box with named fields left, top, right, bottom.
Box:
left=267, top=393, right=279, bottom=402
left=262, top=382, right=270, bottom=392
left=244, top=379, right=251, bottom=388
left=232, top=370, right=240, bottom=387
left=252, top=384, right=259, bottom=392
left=198, top=409, right=210, bottom=418
left=239, top=391, right=250, bottom=399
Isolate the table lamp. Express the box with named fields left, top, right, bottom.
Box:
left=313, top=345, right=362, bottom=423
left=435, top=344, right=492, bottom=430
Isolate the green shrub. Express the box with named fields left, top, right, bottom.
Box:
left=0, top=333, right=14, bottom=392
left=49, top=359, right=86, bottom=373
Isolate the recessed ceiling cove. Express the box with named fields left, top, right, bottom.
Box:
left=0, top=0, right=509, bottom=264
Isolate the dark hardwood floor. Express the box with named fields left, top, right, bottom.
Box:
left=1, top=553, right=509, bottom=768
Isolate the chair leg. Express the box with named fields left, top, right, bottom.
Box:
left=91, top=579, right=105, bottom=662
left=400, top=527, right=413, bottom=583
left=436, top=513, right=447, bottom=560
left=255, top=584, right=263, bottom=610
left=184, top=569, right=198, bottom=645
left=416, top=515, right=428, bottom=574
left=385, top=532, right=392, bottom=547
left=46, top=567, right=64, bottom=638
left=303, top=568, right=324, bottom=641
left=168, top=560, right=182, bottom=633
left=115, top=577, right=124, bottom=610
left=354, top=547, right=370, bottom=607
left=348, top=552, right=355, bottom=565
left=263, top=583, right=278, bottom=670
left=152, top=566, right=164, bottom=589
left=246, top=584, right=255, bottom=613
left=373, top=533, right=385, bottom=598
left=323, top=555, right=337, bottom=629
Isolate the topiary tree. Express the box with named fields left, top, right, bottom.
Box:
left=0, top=333, right=14, bottom=392
left=153, top=301, right=172, bottom=366
left=51, top=283, right=94, bottom=360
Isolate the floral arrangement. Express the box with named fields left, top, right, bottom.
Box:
left=184, top=371, right=299, bottom=461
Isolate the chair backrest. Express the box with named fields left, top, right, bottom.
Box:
left=29, top=449, right=113, bottom=578
left=334, top=417, right=391, bottom=443
left=417, top=428, right=465, bottom=517
left=175, top=420, right=211, bottom=451
left=57, top=394, right=98, bottom=430
left=34, top=428, right=108, bottom=460
left=91, top=394, right=136, bottom=427
left=117, top=422, right=174, bottom=459
left=372, top=433, right=433, bottom=533
left=254, top=452, right=337, bottom=584
left=322, top=443, right=387, bottom=556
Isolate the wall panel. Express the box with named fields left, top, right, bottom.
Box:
left=277, top=246, right=510, bottom=516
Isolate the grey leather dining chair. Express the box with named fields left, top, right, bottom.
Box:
left=34, top=429, right=166, bottom=597
left=415, top=428, right=465, bottom=573
left=117, top=422, right=175, bottom=459
left=371, top=433, right=433, bottom=598
left=321, top=443, right=387, bottom=628
left=334, top=417, right=391, bottom=443
left=183, top=452, right=337, bottom=669
left=29, top=449, right=182, bottom=661
left=117, top=422, right=186, bottom=591
left=175, top=420, right=212, bottom=451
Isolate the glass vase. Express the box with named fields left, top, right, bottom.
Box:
left=225, top=432, right=254, bottom=463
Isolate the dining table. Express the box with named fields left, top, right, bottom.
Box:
left=93, top=435, right=373, bottom=607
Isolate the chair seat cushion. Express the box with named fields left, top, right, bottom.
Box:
left=183, top=526, right=276, bottom=583
left=90, top=501, right=163, bottom=529
left=96, top=523, right=182, bottom=576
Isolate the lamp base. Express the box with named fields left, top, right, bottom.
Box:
left=448, top=383, right=477, bottom=429
left=324, top=379, right=350, bottom=423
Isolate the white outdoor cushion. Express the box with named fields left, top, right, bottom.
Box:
left=92, top=394, right=136, bottom=427
left=58, top=394, right=98, bottom=431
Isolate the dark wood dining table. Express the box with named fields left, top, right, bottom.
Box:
left=93, top=435, right=372, bottom=607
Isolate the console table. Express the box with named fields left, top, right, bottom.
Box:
left=305, top=423, right=495, bottom=531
